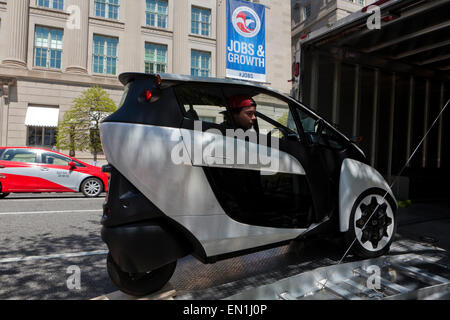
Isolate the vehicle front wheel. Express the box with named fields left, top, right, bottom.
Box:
left=81, top=177, right=103, bottom=197
left=344, top=188, right=397, bottom=259
left=106, top=253, right=177, bottom=297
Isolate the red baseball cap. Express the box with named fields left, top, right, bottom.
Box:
left=229, top=95, right=256, bottom=109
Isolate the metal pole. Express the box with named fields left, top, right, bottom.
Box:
left=332, top=60, right=341, bottom=125
left=352, top=65, right=361, bottom=137
left=387, top=73, right=396, bottom=182
left=406, top=76, right=414, bottom=166
left=437, top=82, right=444, bottom=168
left=422, top=79, right=430, bottom=168
left=371, top=69, right=380, bottom=167
left=310, top=54, right=319, bottom=111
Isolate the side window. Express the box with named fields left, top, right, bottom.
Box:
left=175, top=85, right=227, bottom=125
left=41, top=152, right=71, bottom=166
left=252, top=93, right=299, bottom=139
left=295, top=106, right=347, bottom=149
left=1, top=149, right=38, bottom=163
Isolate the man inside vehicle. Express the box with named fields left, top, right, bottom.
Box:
left=226, top=95, right=257, bottom=130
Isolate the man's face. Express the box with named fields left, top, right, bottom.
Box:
left=233, top=106, right=257, bottom=130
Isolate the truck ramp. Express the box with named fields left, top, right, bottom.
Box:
left=92, top=237, right=450, bottom=300
left=223, top=243, right=450, bottom=300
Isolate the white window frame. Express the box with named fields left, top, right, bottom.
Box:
left=94, top=0, right=120, bottom=20
left=36, top=0, right=64, bottom=10
left=34, top=26, right=64, bottom=69
left=146, top=0, right=168, bottom=29
left=191, top=50, right=211, bottom=77
left=145, top=43, right=168, bottom=74
left=92, top=35, right=118, bottom=75
left=191, top=6, right=211, bottom=37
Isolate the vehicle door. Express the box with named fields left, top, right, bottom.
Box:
left=176, top=84, right=318, bottom=229
left=0, top=148, right=41, bottom=192
left=290, top=102, right=352, bottom=222
left=38, top=151, right=85, bottom=192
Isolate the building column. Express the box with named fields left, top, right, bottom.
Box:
left=1, top=0, right=30, bottom=68
left=216, top=0, right=227, bottom=78
left=172, top=0, right=190, bottom=75
left=0, top=82, right=12, bottom=146
left=65, top=0, right=89, bottom=74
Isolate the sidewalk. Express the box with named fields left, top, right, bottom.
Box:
left=397, top=200, right=450, bottom=252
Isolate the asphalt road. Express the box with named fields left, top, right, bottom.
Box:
left=1, top=193, right=449, bottom=300
left=0, top=193, right=114, bottom=299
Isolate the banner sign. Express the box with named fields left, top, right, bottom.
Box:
left=226, top=0, right=266, bottom=83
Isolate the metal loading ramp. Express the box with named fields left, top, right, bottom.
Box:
left=92, top=237, right=450, bottom=300
left=222, top=242, right=450, bottom=300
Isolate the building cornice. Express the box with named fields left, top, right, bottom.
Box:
left=89, top=17, right=125, bottom=30
left=188, top=34, right=217, bottom=46
left=141, top=25, right=173, bottom=38
left=29, top=6, right=70, bottom=20
left=0, top=65, right=122, bottom=89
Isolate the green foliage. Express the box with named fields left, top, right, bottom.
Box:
left=277, top=112, right=289, bottom=127
left=56, top=87, right=116, bottom=160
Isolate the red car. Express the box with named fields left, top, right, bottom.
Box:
left=0, top=147, right=108, bottom=198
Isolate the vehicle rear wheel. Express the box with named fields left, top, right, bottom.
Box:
left=344, top=188, right=397, bottom=259
left=81, top=177, right=103, bottom=197
left=0, top=183, right=9, bottom=199
left=106, top=253, right=177, bottom=297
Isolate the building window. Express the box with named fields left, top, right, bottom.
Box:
left=146, top=0, right=168, bottom=28
left=95, top=0, right=120, bottom=20
left=191, top=7, right=211, bottom=37
left=304, top=4, right=311, bottom=20
left=191, top=50, right=210, bottom=77
left=34, top=26, right=63, bottom=69
left=145, top=43, right=167, bottom=74
left=27, top=127, right=57, bottom=147
left=93, top=35, right=118, bottom=75
left=36, top=0, right=64, bottom=10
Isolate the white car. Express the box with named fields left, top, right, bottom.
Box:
left=100, top=73, right=397, bottom=296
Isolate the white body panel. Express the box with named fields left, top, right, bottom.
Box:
left=0, top=166, right=90, bottom=191
left=100, top=122, right=307, bottom=257
left=339, top=158, right=396, bottom=232
left=180, top=128, right=306, bottom=175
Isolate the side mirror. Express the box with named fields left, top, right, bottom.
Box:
left=313, top=119, right=325, bottom=145
left=350, top=136, right=363, bottom=144
left=69, top=161, right=76, bottom=168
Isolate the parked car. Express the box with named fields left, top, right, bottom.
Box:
left=0, top=147, right=108, bottom=198
left=100, top=73, right=397, bottom=296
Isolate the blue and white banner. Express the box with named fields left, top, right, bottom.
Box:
left=226, top=0, right=266, bottom=83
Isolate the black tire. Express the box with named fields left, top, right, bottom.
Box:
left=344, top=188, right=397, bottom=259
left=80, top=177, right=103, bottom=198
left=106, top=253, right=177, bottom=297
left=0, top=182, right=9, bottom=199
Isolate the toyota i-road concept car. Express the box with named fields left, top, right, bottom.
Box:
left=100, top=73, right=397, bottom=296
